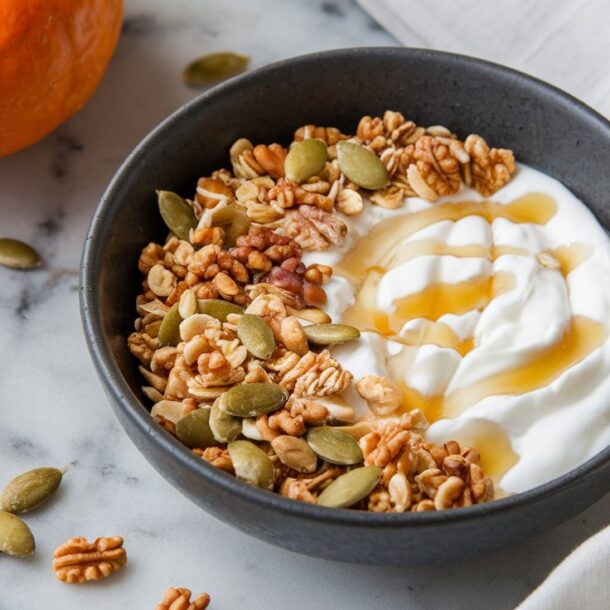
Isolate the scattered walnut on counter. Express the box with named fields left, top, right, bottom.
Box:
left=156, top=588, right=211, bottom=610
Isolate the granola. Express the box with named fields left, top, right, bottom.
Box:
left=128, top=111, right=516, bottom=511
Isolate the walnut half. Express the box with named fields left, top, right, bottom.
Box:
left=155, top=587, right=211, bottom=610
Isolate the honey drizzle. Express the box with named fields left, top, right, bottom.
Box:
left=392, top=316, right=607, bottom=423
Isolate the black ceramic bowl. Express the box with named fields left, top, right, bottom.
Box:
left=81, top=48, right=610, bottom=565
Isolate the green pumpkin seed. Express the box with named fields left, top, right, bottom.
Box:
left=285, top=139, right=328, bottom=183
left=210, top=398, right=242, bottom=443
left=317, top=466, right=382, bottom=508
left=1, top=467, right=65, bottom=514
left=228, top=440, right=274, bottom=490
left=306, top=426, right=363, bottom=465
left=175, top=408, right=216, bottom=449
left=158, top=303, right=183, bottom=347
left=336, top=141, right=389, bottom=190
left=0, top=511, right=35, bottom=557
left=209, top=205, right=250, bottom=247
left=303, top=323, right=361, bottom=346
left=0, top=238, right=41, bottom=270
left=183, top=52, right=250, bottom=87
left=237, top=314, right=276, bottom=360
left=157, top=190, right=198, bottom=240
left=271, top=435, right=318, bottom=473
left=219, top=383, right=287, bottom=418
left=197, top=299, right=244, bottom=322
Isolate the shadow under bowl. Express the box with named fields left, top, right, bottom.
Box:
left=80, top=48, right=610, bottom=565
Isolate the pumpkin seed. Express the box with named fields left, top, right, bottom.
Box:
left=158, top=303, right=182, bottom=347
left=228, top=440, right=274, bottom=490
left=336, top=141, right=389, bottom=190
left=1, top=467, right=65, bottom=514
left=209, top=205, right=250, bottom=247
left=157, top=190, right=198, bottom=240
left=175, top=408, right=216, bottom=449
left=285, top=139, right=328, bottom=183
left=197, top=299, right=244, bottom=322
left=303, top=323, right=361, bottom=346
left=0, top=238, right=41, bottom=270
left=317, top=466, right=382, bottom=508
left=209, top=398, right=242, bottom=443
left=271, top=436, right=318, bottom=473
left=237, top=314, right=276, bottom=360
left=306, top=426, right=363, bottom=465
left=0, top=511, right=35, bottom=557
left=183, top=52, right=250, bottom=87
left=219, top=383, right=287, bottom=418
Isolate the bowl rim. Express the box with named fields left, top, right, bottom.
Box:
left=81, top=46, right=610, bottom=527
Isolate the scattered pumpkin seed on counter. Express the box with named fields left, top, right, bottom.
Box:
left=1, top=467, right=66, bottom=514
left=237, top=314, right=276, bottom=359
left=284, top=139, right=328, bottom=183
left=303, top=323, right=361, bottom=346
left=183, top=52, right=250, bottom=87
left=306, top=426, right=364, bottom=466
left=197, top=299, right=244, bottom=321
left=157, top=190, right=198, bottom=240
left=228, top=440, right=274, bottom=490
left=0, top=511, right=35, bottom=557
left=317, top=466, right=383, bottom=509
left=219, top=383, right=287, bottom=418
left=0, top=238, right=41, bottom=270
left=336, top=140, right=390, bottom=190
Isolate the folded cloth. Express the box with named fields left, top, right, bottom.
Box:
left=515, top=525, right=610, bottom=610
left=356, top=0, right=610, bottom=117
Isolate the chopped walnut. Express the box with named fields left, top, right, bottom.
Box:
left=128, top=332, right=159, bottom=367
left=139, top=243, right=165, bottom=274
left=284, top=205, right=347, bottom=251
left=294, top=124, right=349, bottom=145
left=266, top=178, right=334, bottom=212
left=156, top=588, right=211, bottom=610
left=336, top=187, right=364, bottom=215
left=463, top=134, right=516, bottom=196
left=53, top=536, right=127, bottom=584
left=230, top=226, right=301, bottom=273
left=407, top=135, right=462, bottom=202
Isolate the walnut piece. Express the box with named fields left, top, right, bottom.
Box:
left=463, top=134, right=516, bottom=196
left=284, top=205, right=347, bottom=251
left=53, top=536, right=127, bottom=584
left=294, top=124, right=349, bottom=145
left=156, top=587, right=211, bottom=610
left=355, top=375, right=402, bottom=416
left=230, top=226, right=301, bottom=273
left=194, top=447, right=234, bottom=473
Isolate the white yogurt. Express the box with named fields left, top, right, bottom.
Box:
left=310, top=164, right=610, bottom=493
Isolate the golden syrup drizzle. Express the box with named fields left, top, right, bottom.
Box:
left=391, top=316, right=607, bottom=423
left=393, top=320, right=475, bottom=356
left=548, top=243, right=593, bottom=276
left=335, top=192, right=557, bottom=283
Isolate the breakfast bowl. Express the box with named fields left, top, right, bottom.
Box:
left=80, top=48, right=610, bottom=565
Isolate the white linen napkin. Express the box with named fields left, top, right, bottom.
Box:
left=357, top=0, right=610, bottom=118
left=515, top=525, right=610, bottom=609
left=356, top=2, right=610, bottom=607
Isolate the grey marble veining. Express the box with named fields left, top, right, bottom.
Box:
left=0, top=1, right=608, bottom=608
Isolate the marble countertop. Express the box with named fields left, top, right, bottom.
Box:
left=1, top=1, right=608, bottom=608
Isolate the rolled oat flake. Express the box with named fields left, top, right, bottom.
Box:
left=1, top=467, right=65, bottom=514
left=317, top=466, right=383, bottom=509
left=0, top=238, right=41, bottom=269
left=0, top=510, right=35, bottom=557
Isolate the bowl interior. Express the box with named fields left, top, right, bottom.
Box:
left=82, top=48, right=610, bottom=528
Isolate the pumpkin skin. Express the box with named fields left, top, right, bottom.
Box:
left=0, top=0, right=123, bottom=157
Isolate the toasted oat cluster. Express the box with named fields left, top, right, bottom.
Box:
left=128, top=112, right=511, bottom=512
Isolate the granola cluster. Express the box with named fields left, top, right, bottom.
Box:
left=129, top=111, right=510, bottom=512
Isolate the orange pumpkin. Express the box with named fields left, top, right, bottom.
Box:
left=0, top=0, right=123, bottom=157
